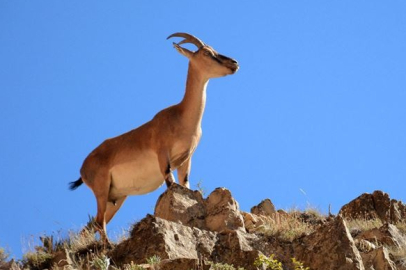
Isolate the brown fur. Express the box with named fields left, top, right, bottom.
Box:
left=73, top=33, right=239, bottom=243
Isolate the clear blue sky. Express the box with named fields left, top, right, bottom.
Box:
left=1, top=1, right=405, bottom=259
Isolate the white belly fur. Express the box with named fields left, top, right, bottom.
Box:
left=109, top=150, right=164, bottom=199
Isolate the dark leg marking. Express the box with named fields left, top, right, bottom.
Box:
left=184, top=174, right=189, bottom=183
left=165, top=163, right=171, bottom=175
left=165, top=163, right=174, bottom=187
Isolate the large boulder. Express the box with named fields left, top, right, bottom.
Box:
left=205, top=187, right=245, bottom=232
left=155, top=185, right=245, bottom=233
left=361, top=247, right=397, bottom=270
left=211, top=230, right=261, bottom=270
left=109, top=215, right=217, bottom=269
left=339, top=190, right=406, bottom=223
left=154, top=184, right=206, bottom=229
left=251, top=198, right=277, bottom=216
left=356, top=223, right=406, bottom=249
left=294, top=215, right=365, bottom=270
left=110, top=215, right=261, bottom=270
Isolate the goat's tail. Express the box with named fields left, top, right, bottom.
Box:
left=69, top=177, right=83, bottom=190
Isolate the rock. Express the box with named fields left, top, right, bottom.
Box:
left=109, top=215, right=208, bottom=266
left=339, top=191, right=385, bottom=221
left=160, top=258, right=200, bottom=270
left=242, top=212, right=273, bottom=234
left=110, top=215, right=260, bottom=270
left=205, top=187, right=245, bottom=232
left=155, top=184, right=206, bottom=229
left=294, top=215, right=365, bottom=270
left=339, top=190, right=406, bottom=223
left=155, top=185, right=244, bottom=233
left=362, top=247, right=397, bottom=270
left=211, top=230, right=261, bottom=270
left=374, top=191, right=392, bottom=222
left=109, top=188, right=406, bottom=270
left=390, top=199, right=406, bottom=224
left=251, top=199, right=277, bottom=216
left=356, top=223, right=406, bottom=249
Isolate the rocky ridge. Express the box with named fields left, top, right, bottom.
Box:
left=3, top=186, right=406, bottom=270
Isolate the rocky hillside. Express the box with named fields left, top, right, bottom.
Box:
left=2, top=186, right=406, bottom=270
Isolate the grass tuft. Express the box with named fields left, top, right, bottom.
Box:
left=345, top=218, right=383, bottom=236
left=208, top=261, right=245, bottom=270
left=253, top=211, right=320, bottom=242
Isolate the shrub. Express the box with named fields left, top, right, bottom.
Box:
left=291, top=257, right=310, bottom=270
left=254, top=254, right=282, bottom=270
left=22, top=251, right=53, bottom=269
left=91, top=254, right=110, bottom=270
left=208, top=261, right=245, bottom=270
left=122, top=261, right=146, bottom=270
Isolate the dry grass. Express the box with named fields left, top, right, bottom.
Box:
left=345, top=218, right=383, bottom=234
left=16, top=227, right=152, bottom=270
left=251, top=208, right=325, bottom=242
left=18, top=227, right=104, bottom=269
left=0, top=247, right=8, bottom=263
left=344, top=218, right=406, bottom=268
left=396, top=221, right=406, bottom=235
left=388, top=246, right=406, bottom=268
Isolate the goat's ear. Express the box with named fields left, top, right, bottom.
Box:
left=173, top=43, right=194, bottom=59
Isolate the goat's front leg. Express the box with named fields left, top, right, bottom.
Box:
left=177, top=158, right=191, bottom=188
left=158, top=154, right=176, bottom=187
left=165, top=169, right=176, bottom=187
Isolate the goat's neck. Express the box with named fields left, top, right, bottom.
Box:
left=179, top=63, right=208, bottom=129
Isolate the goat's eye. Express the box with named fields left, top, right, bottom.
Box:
left=204, top=51, right=211, bottom=56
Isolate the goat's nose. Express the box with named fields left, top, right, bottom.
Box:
left=231, top=59, right=238, bottom=64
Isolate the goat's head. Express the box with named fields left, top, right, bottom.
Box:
left=168, top=32, right=239, bottom=79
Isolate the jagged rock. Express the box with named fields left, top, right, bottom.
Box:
left=155, top=185, right=244, bottom=233
left=251, top=198, right=277, bottom=216
left=294, top=215, right=365, bottom=270
left=110, top=188, right=406, bottom=270
left=205, top=187, right=245, bottom=232
left=155, top=184, right=206, bottom=229
left=110, top=215, right=216, bottom=267
left=362, top=246, right=397, bottom=270
left=242, top=211, right=273, bottom=233
left=212, top=230, right=261, bottom=270
left=339, top=190, right=406, bottom=223
left=356, top=223, right=406, bottom=249
left=12, top=186, right=406, bottom=270
left=110, top=215, right=260, bottom=269
left=390, top=199, right=406, bottom=224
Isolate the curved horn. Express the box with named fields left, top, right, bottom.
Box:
left=167, top=32, right=205, bottom=48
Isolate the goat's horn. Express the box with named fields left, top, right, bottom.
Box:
left=167, top=32, right=205, bottom=48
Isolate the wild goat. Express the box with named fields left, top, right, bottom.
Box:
left=69, top=32, right=239, bottom=242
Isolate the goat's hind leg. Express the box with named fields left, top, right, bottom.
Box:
left=78, top=192, right=111, bottom=247
left=94, top=195, right=110, bottom=246
left=87, top=173, right=112, bottom=247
